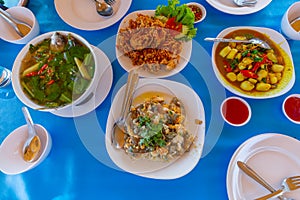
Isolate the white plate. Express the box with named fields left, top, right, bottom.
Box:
left=105, top=78, right=205, bottom=178
left=51, top=46, right=113, bottom=117
left=227, top=133, right=300, bottom=200
left=116, top=10, right=192, bottom=78
left=211, top=26, right=295, bottom=99
left=54, top=0, right=132, bottom=30
left=206, top=0, right=272, bottom=15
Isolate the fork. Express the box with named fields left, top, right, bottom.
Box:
left=105, top=0, right=116, bottom=6
left=255, top=176, right=300, bottom=200
left=233, top=0, right=257, bottom=7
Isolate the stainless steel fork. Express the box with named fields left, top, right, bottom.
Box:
left=105, top=0, right=116, bottom=6
left=255, top=176, right=300, bottom=200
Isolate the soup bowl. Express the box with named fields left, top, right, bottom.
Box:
left=12, top=31, right=100, bottom=111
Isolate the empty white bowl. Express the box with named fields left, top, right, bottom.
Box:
left=0, top=6, right=39, bottom=44
left=0, top=124, right=52, bottom=175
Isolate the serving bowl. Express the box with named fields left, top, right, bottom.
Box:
left=211, top=26, right=295, bottom=99
left=0, top=124, right=52, bottom=175
left=12, top=31, right=100, bottom=112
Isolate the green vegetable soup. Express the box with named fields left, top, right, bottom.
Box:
left=20, top=33, right=95, bottom=108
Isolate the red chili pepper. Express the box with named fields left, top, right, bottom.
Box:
left=223, top=61, right=232, bottom=72
left=46, top=80, right=55, bottom=85
left=252, top=62, right=261, bottom=72
left=25, top=71, right=38, bottom=77
left=38, top=64, right=48, bottom=75
left=241, top=70, right=258, bottom=78
left=166, top=17, right=182, bottom=33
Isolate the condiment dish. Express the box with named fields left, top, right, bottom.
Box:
left=220, top=96, right=251, bottom=126
left=187, top=2, right=206, bottom=23
left=0, top=6, right=39, bottom=44
left=0, top=124, right=52, bottom=175
left=282, top=94, right=300, bottom=124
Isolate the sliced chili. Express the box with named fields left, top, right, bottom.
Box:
left=240, top=70, right=258, bottom=78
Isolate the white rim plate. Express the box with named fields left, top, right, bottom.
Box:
left=206, top=0, right=272, bottom=15
left=105, top=78, right=205, bottom=179
left=227, top=133, right=300, bottom=200
left=51, top=45, right=113, bottom=117
left=54, top=0, right=132, bottom=30
left=116, top=10, right=192, bottom=78
left=211, top=26, right=295, bottom=99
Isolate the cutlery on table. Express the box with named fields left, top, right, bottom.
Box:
left=233, top=0, right=257, bottom=7
left=111, top=70, right=139, bottom=149
left=237, top=161, right=293, bottom=200
left=255, top=176, right=300, bottom=200
left=204, top=37, right=271, bottom=49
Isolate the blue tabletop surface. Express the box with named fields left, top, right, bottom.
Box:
left=1, top=0, right=300, bottom=199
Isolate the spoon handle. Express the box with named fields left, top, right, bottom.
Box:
left=204, top=37, right=248, bottom=43
left=22, top=107, right=37, bottom=138
left=121, top=70, right=139, bottom=119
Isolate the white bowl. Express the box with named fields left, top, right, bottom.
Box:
left=12, top=31, right=100, bottom=112
left=186, top=2, right=207, bottom=23
left=0, top=124, right=52, bottom=175
left=282, top=94, right=300, bottom=124
left=220, top=96, right=251, bottom=126
left=281, top=2, right=300, bottom=40
left=0, top=6, right=39, bottom=44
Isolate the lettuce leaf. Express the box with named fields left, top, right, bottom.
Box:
left=155, top=0, right=197, bottom=40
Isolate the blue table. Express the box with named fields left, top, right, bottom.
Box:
left=0, top=0, right=300, bottom=199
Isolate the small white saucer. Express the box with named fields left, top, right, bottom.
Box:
left=51, top=46, right=113, bottom=117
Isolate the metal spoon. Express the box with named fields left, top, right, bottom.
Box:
left=204, top=37, right=271, bottom=49
left=233, top=0, right=257, bottom=7
left=0, top=8, right=32, bottom=37
left=22, top=107, right=41, bottom=163
left=111, top=70, right=139, bottom=149
left=94, top=0, right=113, bottom=17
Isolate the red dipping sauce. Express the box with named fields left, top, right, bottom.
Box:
left=221, top=97, right=251, bottom=126
left=283, top=94, right=300, bottom=123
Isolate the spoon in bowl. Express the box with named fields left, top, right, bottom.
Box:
left=111, top=70, right=139, bottom=149
left=94, top=0, right=113, bottom=17
left=0, top=8, right=31, bottom=38
left=22, top=107, right=41, bottom=163
left=204, top=37, right=271, bottom=49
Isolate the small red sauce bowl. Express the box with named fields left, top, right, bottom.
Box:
left=220, top=96, right=251, bottom=126
left=282, top=94, right=300, bottom=124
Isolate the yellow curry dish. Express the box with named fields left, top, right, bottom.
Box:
left=214, top=29, right=294, bottom=98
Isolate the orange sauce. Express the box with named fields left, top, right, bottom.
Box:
left=23, top=135, right=41, bottom=162
left=133, top=91, right=172, bottom=105
left=17, top=24, right=31, bottom=37
left=291, top=19, right=300, bottom=32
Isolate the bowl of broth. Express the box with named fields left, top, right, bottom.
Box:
left=12, top=31, right=100, bottom=111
